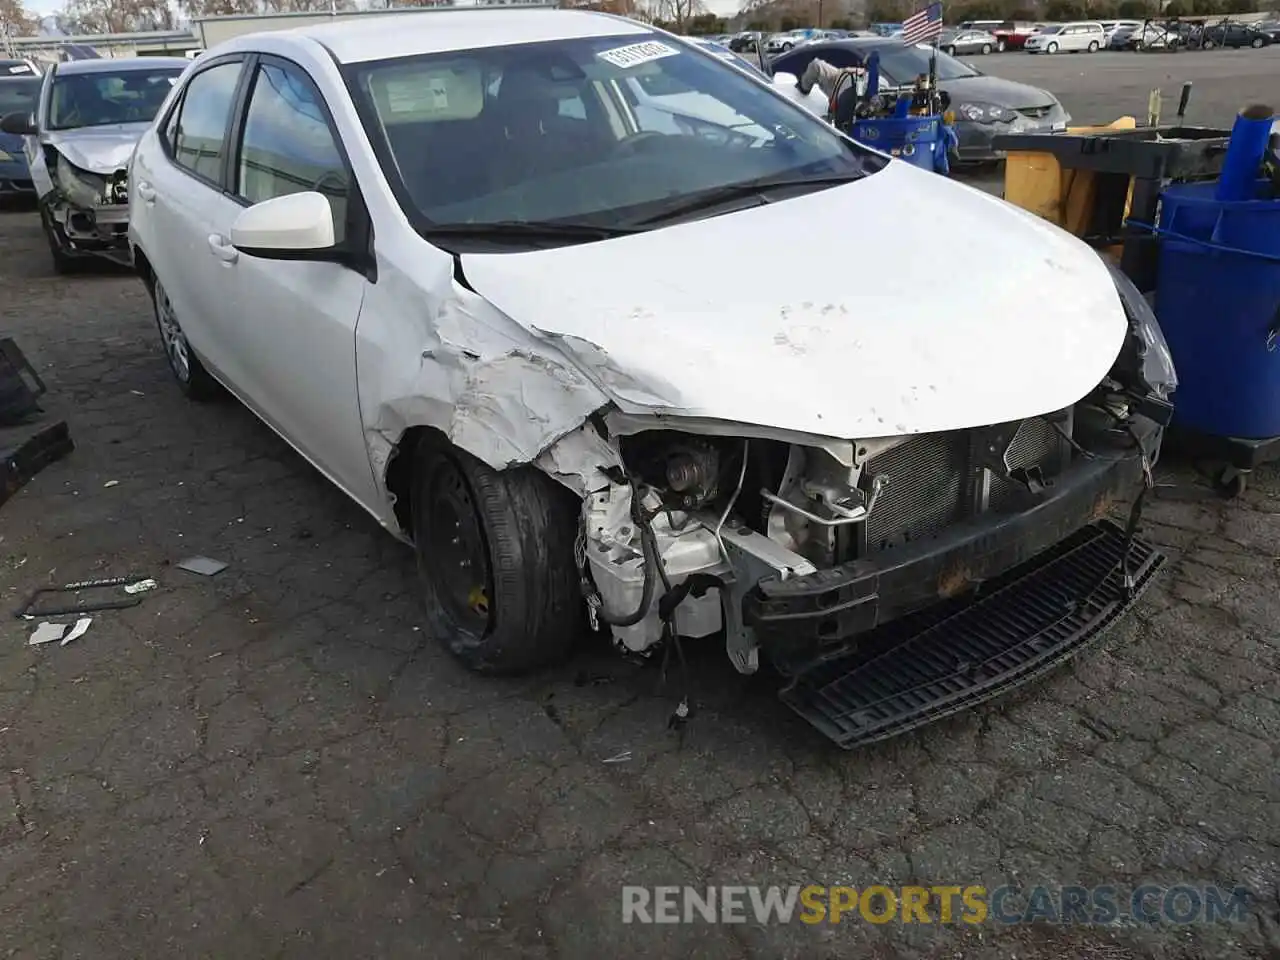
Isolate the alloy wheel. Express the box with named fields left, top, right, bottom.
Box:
left=154, top=281, right=191, bottom=383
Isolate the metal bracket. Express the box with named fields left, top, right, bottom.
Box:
left=713, top=523, right=818, bottom=675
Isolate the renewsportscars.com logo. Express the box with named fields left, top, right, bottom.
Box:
left=621, top=884, right=1250, bottom=926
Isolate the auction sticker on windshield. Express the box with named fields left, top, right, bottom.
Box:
left=597, top=40, right=682, bottom=69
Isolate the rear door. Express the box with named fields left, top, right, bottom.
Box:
left=133, top=55, right=249, bottom=385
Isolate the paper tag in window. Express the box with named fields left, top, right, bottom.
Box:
left=596, top=40, right=681, bottom=69
left=384, top=79, right=449, bottom=114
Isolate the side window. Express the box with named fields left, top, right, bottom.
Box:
left=172, top=61, right=242, bottom=183
left=235, top=62, right=348, bottom=243
left=558, top=94, right=587, bottom=120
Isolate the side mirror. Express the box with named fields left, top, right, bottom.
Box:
left=0, top=112, right=37, bottom=136
left=230, top=191, right=336, bottom=259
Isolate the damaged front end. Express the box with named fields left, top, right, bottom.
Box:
left=566, top=266, right=1172, bottom=748
left=43, top=151, right=131, bottom=264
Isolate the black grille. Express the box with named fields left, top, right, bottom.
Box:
left=1016, top=105, right=1053, bottom=119
left=864, top=433, right=968, bottom=551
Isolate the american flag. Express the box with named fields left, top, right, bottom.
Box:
left=900, top=2, right=944, bottom=45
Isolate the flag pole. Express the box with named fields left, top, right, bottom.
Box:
left=928, top=4, right=939, bottom=112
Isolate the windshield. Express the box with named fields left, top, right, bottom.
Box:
left=0, top=78, right=41, bottom=116
left=874, top=44, right=980, bottom=82
left=48, top=67, right=183, bottom=131
left=346, top=34, right=882, bottom=236
left=696, top=41, right=769, bottom=78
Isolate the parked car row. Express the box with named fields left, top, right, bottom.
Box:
left=943, top=17, right=1275, bottom=53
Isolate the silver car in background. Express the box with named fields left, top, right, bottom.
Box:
left=0, top=57, right=187, bottom=272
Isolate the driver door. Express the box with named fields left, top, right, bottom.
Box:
left=207, top=55, right=377, bottom=506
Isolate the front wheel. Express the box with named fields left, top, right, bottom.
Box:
left=981, top=43, right=992, bottom=54
left=1047, top=41, right=1059, bottom=53
left=1252, top=36, right=1264, bottom=47
left=1203, top=39, right=1215, bottom=49
left=944, top=45, right=956, bottom=55
left=412, top=436, right=584, bottom=675
left=1087, top=40, right=1099, bottom=51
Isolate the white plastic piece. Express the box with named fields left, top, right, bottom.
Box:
left=584, top=483, right=727, bottom=653
left=29, top=622, right=65, bottom=645
left=60, top=617, right=92, bottom=647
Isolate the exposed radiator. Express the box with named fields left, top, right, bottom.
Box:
left=864, top=432, right=969, bottom=551
left=862, top=416, right=1068, bottom=554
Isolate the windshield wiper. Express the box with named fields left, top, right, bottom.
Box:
left=628, top=173, right=866, bottom=228
left=422, top=220, right=637, bottom=245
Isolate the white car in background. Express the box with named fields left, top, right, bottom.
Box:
left=1024, top=20, right=1106, bottom=52
left=127, top=9, right=1174, bottom=746
left=0, top=56, right=188, bottom=271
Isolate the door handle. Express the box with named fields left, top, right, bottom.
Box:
left=207, top=233, right=239, bottom=264
left=135, top=181, right=156, bottom=202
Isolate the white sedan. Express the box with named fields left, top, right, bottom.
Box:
left=128, top=8, right=1174, bottom=720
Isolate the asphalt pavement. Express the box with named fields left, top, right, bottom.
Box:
left=958, top=46, right=1280, bottom=128
left=1, top=49, right=1279, bottom=960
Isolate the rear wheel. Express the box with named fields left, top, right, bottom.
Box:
left=1203, top=39, right=1215, bottom=48
left=944, top=45, right=956, bottom=54
left=981, top=43, right=992, bottom=53
left=151, top=277, right=220, bottom=401
left=1087, top=40, right=1099, bottom=51
left=412, top=435, right=584, bottom=675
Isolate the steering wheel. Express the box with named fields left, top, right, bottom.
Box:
left=613, top=130, right=669, bottom=155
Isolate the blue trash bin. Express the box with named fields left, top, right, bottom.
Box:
left=1153, top=180, right=1280, bottom=440
left=850, top=115, right=949, bottom=174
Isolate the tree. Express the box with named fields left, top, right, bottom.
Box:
left=0, top=0, right=37, bottom=38
left=644, top=0, right=704, bottom=30
left=60, top=0, right=177, bottom=32
left=176, top=0, right=358, bottom=16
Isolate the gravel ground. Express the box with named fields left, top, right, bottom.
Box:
left=1, top=49, right=1278, bottom=960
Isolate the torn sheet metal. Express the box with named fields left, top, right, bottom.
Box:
left=459, top=160, right=1129, bottom=440
left=534, top=420, right=620, bottom=496
left=357, top=265, right=609, bottom=499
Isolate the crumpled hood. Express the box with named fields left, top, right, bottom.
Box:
left=47, top=122, right=150, bottom=175
left=460, top=159, right=1128, bottom=441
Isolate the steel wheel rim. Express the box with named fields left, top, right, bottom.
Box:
left=424, top=457, right=494, bottom=633
left=155, top=282, right=190, bottom=382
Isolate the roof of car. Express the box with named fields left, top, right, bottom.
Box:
left=264, top=9, right=652, bottom=64
left=53, top=56, right=190, bottom=75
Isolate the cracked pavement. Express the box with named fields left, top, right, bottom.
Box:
left=0, top=207, right=1278, bottom=960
